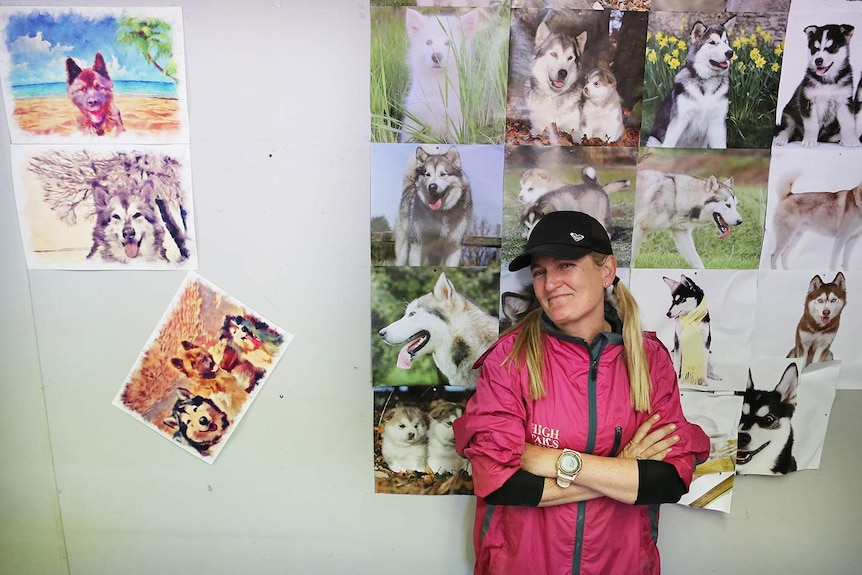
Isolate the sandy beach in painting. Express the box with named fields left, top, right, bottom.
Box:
left=12, top=95, right=181, bottom=136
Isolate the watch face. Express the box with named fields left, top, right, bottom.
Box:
left=560, top=453, right=579, bottom=474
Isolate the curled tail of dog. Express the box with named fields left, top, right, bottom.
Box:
left=776, top=169, right=802, bottom=199
left=603, top=179, right=631, bottom=195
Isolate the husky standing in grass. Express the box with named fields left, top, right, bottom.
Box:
left=646, top=16, right=736, bottom=148
left=400, top=9, right=480, bottom=143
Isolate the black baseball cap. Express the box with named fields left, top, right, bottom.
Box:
left=508, top=211, right=613, bottom=271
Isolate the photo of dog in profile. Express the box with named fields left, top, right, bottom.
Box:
left=378, top=272, right=498, bottom=387
left=774, top=24, right=858, bottom=148
left=395, top=146, right=473, bottom=266
left=787, top=272, right=846, bottom=369
left=736, top=364, right=798, bottom=476
left=381, top=405, right=429, bottom=473
left=87, top=179, right=169, bottom=264
left=427, top=401, right=468, bottom=474
left=663, top=274, right=721, bottom=386
left=646, top=16, right=736, bottom=148
left=769, top=171, right=862, bottom=269
left=400, top=9, right=480, bottom=143
left=632, top=169, right=742, bottom=268
left=66, top=52, right=125, bottom=136
left=517, top=167, right=629, bottom=239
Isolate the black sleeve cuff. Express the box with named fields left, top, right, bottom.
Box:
left=634, top=459, right=687, bottom=505
left=483, top=469, right=544, bottom=507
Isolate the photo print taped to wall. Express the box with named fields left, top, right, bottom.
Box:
left=113, top=272, right=293, bottom=464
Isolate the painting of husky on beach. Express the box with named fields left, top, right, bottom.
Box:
left=0, top=6, right=189, bottom=143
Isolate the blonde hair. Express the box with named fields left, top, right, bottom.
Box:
left=503, top=253, right=652, bottom=412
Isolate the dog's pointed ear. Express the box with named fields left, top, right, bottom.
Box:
left=842, top=24, right=855, bottom=41
left=690, top=22, right=707, bottom=43
left=93, top=52, right=109, bottom=78
left=575, top=31, right=588, bottom=57
left=723, top=16, right=737, bottom=33
left=833, top=272, right=846, bottom=290
left=163, top=415, right=179, bottom=430
left=663, top=276, right=680, bottom=290
left=534, top=21, right=551, bottom=47
left=181, top=340, right=196, bottom=350
left=775, top=363, right=799, bottom=404
left=434, top=272, right=455, bottom=301
left=804, top=25, right=819, bottom=39
left=444, top=146, right=461, bottom=168
left=460, top=9, right=480, bottom=39
left=808, top=275, right=824, bottom=292
left=176, top=387, right=193, bottom=400
left=66, top=58, right=82, bottom=84
left=171, top=357, right=187, bottom=373
left=138, top=179, right=155, bottom=202
left=91, top=183, right=111, bottom=208
left=746, top=369, right=754, bottom=391
left=415, top=147, right=430, bottom=163
left=405, top=9, right=423, bottom=39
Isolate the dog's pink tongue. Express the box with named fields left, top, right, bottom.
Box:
left=124, top=241, right=139, bottom=259
left=429, top=199, right=443, bottom=211
left=821, top=315, right=831, bottom=324
left=397, top=345, right=413, bottom=369
left=718, top=228, right=730, bottom=240
left=553, top=80, right=564, bottom=89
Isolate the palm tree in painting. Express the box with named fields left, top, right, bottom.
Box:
left=115, top=16, right=177, bottom=82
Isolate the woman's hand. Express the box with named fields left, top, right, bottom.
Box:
left=617, top=413, right=679, bottom=461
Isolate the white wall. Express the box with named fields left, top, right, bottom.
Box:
left=1, top=1, right=860, bottom=574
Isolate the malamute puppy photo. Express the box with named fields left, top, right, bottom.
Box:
left=774, top=24, right=858, bottom=148
left=579, top=68, right=624, bottom=143
left=646, top=16, right=736, bottom=148
left=427, top=401, right=468, bottom=474
left=381, top=405, right=429, bottom=473
left=394, top=146, right=473, bottom=266
left=787, top=272, right=846, bottom=369
left=737, top=364, right=799, bottom=476
left=400, top=9, right=480, bottom=143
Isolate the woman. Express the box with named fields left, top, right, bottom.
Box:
left=454, top=211, right=710, bottom=575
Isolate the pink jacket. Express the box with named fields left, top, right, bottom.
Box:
left=454, top=325, right=710, bottom=575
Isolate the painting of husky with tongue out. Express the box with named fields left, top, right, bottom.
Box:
left=632, top=169, right=742, bottom=269
left=87, top=178, right=169, bottom=264
left=378, top=272, right=497, bottom=387
left=646, top=16, right=736, bottom=149
left=394, top=146, right=473, bottom=266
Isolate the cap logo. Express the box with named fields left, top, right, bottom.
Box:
left=570, top=232, right=585, bottom=242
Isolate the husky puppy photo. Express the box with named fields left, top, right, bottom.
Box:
left=378, top=271, right=498, bottom=387
left=162, top=388, right=230, bottom=456
left=381, top=405, right=429, bottom=473
left=524, top=20, right=588, bottom=139
left=517, top=166, right=629, bottom=239
left=787, top=272, right=846, bottom=368
left=399, top=9, right=480, bottom=143
left=394, top=146, right=473, bottom=266
left=87, top=179, right=169, bottom=264
left=66, top=52, right=125, bottom=136
left=579, top=68, right=624, bottom=143
left=632, top=169, right=742, bottom=268
left=427, top=402, right=468, bottom=474
left=769, top=171, right=862, bottom=270
left=663, top=274, right=720, bottom=386
left=737, top=364, right=799, bottom=476
left=646, top=16, right=736, bottom=148
left=774, top=24, right=858, bottom=148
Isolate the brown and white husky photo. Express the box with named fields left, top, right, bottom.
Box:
left=787, top=272, right=846, bottom=369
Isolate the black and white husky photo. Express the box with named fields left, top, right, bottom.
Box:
left=663, top=274, right=721, bottom=386
left=395, top=146, right=473, bottom=266
left=787, top=272, right=846, bottom=369
left=774, top=24, right=858, bottom=148
left=377, top=271, right=498, bottom=387
left=646, top=16, right=736, bottom=148
left=737, top=364, right=799, bottom=476
left=632, top=169, right=743, bottom=268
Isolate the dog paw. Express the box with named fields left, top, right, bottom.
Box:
left=772, top=135, right=788, bottom=146
left=840, top=138, right=861, bottom=148
left=801, top=138, right=818, bottom=148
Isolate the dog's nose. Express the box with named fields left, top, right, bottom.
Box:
left=429, top=183, right=438, bottom=193
left=557, top=69, right=568, bottom=81
left=122, top=226, right=136, bottom=241
left=815, top=57, right=823, bottom=66
left=725, top=50, right=733, bottom=59
left=378, top=328, right=387, bottom=337
left=738, top=432, right=750, bottom=447
left=432, top=52, right=442, bottom=65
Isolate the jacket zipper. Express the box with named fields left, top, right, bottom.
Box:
left=609, top=426, right=623, bottom=457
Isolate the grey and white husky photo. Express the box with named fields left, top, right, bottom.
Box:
left=646, top=16, right=736, bottom=148
left=395, top=146, right=473, bottom=266
left=427, top=401, right=468, bottom=474
left=378, top=272, right=498, bottom=387
left=525, top=20, right=588, bottom=139
left=400, top=9, right=480, bottom=143
left=381, top=405, right=429, bottom=473
left=737, top=364, right=799, bottom=476
left=87, top=179, right=169, bottom=263
left=517, top=166, right=629, bottom=239
left=632, top=169, right=742, bottom=268
left=787, top=272, right=846, bottom=369
left=663, top=274, right=720, bottom=386
left=769, top=171, right=862, bottom=269
left=774, top=24, right=858, bottom=148
left=579, top=68, right=624, bottom=143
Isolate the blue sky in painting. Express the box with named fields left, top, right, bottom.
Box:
left=5, top=10, right=173, bottom=86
